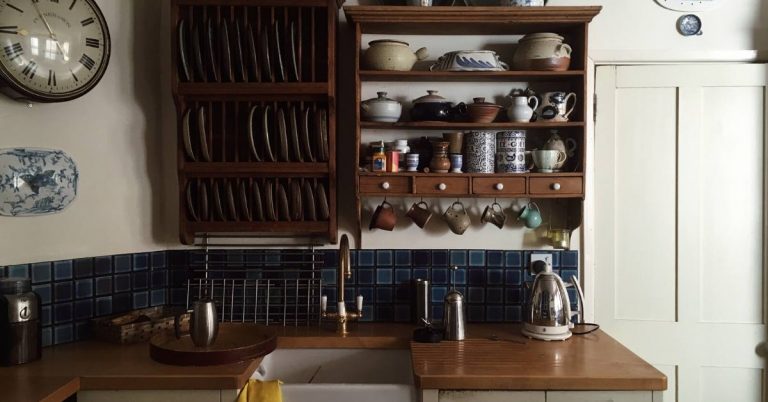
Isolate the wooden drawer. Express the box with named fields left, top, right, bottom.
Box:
left=473, top=177, right=526, bottom=196
left=529, top=177, right=583, bottom=196
left=359, top=176, right=410, bottom=194
left=414, top=176, right=470, bottom=195
left=547, top=391, right=653, bottom=402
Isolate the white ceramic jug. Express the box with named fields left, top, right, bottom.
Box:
left=507, top=95, right=539, bottom=123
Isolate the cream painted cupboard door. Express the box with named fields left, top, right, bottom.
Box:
left=594, top=64, right=768, bottom=402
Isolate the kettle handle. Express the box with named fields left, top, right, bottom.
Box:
left=568, top=276, right=586, bottom=324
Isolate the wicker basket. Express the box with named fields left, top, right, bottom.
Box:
left=91, top=306, right=190, bottom=344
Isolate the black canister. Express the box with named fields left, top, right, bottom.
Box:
left=0, top=279, right=41, bottom=366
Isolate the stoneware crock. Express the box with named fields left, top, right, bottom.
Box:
left=361, top=92, right=402, bottom=123
left=364, top=40, right=428, bottom=71
left=512, top=33, right=572, bottom=71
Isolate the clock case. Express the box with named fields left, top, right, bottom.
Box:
left=0, top=0, right=111, bottom=103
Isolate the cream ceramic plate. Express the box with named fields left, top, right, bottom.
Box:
left=192, top=23, right=206, bottom=82
left=247, top=105, right=262, bottom=162
left=199, top=181, right=209, bottom=221
left=262, top=105, right=276, bottom=162
left=277, top=182, right=290, bottom=221
left=186, top=180, right=199, bottom=222
left=212, top=181, right=225, bottom=221
left=315, top=182, right=330, bottom=221
left=290, top=180, right=302, bottom=221
left=233, top=20, right=248, bottom=82
left=220, top=19, right=234, bottom=83
left=263, top=180, right=276, bottom=221
left=259, top=24, right=272, bottom=82
left=226, top=181, right=239, bottom=221
left=246, top=24, right=261, bottom=82
left=319, top=108, right=329, bottom=162
left=197, top=106, right=212, bottom=162
left=303, top=180, right=316, bottom=221
left=276, top=107, right=289, bottom=162
left=289, top=105, right=303, bottom=162
left=239, top=180, right=251, bottom=221
left=206, top=19, right=219, bottom=82
left=288, top=21, right=299, bottom=82
left=252, top=180, right=264, bottom=221
left=273, top=21, right=286, bottom=82
left=178, top=19, right=192, bottom=82
left=313, top=108, right=328, bottom=162
left=182, top=108, right=196, bottom=161
left=301, top=107, right=315, bottom=162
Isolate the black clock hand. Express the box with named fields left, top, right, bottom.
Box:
left=30, top=0, right=68, bottom=61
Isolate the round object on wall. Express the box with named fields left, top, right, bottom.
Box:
left=677, top=14, right=703, bottom=36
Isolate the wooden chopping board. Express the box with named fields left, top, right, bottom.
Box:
left=149, top=323, right=277, bottom=366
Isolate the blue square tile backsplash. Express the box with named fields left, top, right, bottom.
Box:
left=2, top=248, right=577, bottom=348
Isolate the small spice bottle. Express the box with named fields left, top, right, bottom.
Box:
left=372, top=146, right=387, bottom=172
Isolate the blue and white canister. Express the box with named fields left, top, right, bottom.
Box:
left=464, top=131, right=496, bottom=173
left=496, top=130, right=527, bottom=173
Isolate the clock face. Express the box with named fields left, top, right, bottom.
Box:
left=0, top=0, right=110, bottom=102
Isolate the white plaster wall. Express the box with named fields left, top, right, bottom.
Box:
left=0, top=0, right=178, bottom=266
left=2, top=0, right=766, bottom=264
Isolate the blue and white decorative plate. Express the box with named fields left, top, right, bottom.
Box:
left=0, top=148, right=79, bottom=216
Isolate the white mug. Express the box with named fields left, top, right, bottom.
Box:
left=532, top=150, right=567, bottom=173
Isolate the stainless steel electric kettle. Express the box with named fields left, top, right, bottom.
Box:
left=522, top=260, right=583, bottom=341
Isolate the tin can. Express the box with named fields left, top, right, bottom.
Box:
left=386, top=150, right=400, bottom=172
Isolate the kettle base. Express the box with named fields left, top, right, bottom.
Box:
left=521, top=323, right=572, bottom=341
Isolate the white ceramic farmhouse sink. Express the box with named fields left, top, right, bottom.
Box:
left=253, top=348, right=416, bottom=402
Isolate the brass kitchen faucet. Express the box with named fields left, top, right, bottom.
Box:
left=321, top=234, right=362, bottom=335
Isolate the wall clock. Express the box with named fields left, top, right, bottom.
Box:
left=0, top=0, right=110, bottom=102
left=654, top=0, right=721, bottom=12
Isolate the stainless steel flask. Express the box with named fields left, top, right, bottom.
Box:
left=175, top=299, right=219, bottom=347
left=0, top=279, right=41, bottom=366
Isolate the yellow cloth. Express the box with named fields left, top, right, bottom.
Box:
left=237, top=379, right=283, bottom=402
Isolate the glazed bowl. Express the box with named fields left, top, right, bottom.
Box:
left=466, top=97, right=503, bottom=123
left=361, top=92, right=402, bottom=123
left=430, top=50, right=509, bottom=72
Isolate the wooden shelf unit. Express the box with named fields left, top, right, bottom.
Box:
left=171, top=0, right=338, bottom=245
left=345, top=5, right=600, bottom=239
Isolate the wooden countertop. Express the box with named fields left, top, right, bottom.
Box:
left=411, top=326, right=668, bottom=391
left=0, top=323, right=665, bottom=402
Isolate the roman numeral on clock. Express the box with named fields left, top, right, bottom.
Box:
left=81, top=17, right=94, bottom=26
left=85, top=38, right=99, bottom=48
left=6, top=3, right=23, bottom=13
left=21, top=61, right=38, bottom=78
left=3, top=42, right=23, bottom=61
left=68, top=0, right=77, bottom=9
left=79, top=54, right=95, bottom=70
left=0, top=26, right=18, bottom=35
left=48, top=70, right=56, bottom=86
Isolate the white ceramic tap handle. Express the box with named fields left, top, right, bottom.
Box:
left=381, top=181, right=390, bottom=190
left=552, top=182, right=561, bottom=191
left=495, top=183, right=504, bottom=191
left=438, top=183, right=447, bottom=191
left=356, top=295, right=364, bottom=312
left=337, top=302, right=346, bottom=316
left=321, top=295, right=327, bottom=312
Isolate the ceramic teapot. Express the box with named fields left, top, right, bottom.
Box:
left=542, top=130, right=577, bottom=171
left=364, top=40, right=428, bottom=71
left=361, top=92, right=402, bottom=123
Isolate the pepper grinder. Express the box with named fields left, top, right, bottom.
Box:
left=442, top=266, right=465, bottom=341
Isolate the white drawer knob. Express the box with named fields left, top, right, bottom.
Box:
left=495, top=183, right=504, bottom=191
left=381, top=181, right=390, bottom=190
left=552, top=182, right=562, bottom=191
left=438, top=183, right=447, bottom=191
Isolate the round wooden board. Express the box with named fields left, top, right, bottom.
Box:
left=149, top=323, right=277, bottom=366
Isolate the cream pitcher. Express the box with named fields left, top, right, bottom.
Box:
left=507, top=94, right=539, bottom=123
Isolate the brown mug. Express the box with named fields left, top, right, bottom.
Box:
left=443, top=201, right=470, bottom=235
left=406, top=201, right=433, bottom=228
left=481, top=202, right=506, bottom=229
left=369, top=200, right=396, bottom=231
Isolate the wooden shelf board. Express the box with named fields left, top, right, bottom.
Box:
left=177, top=83, right=330, bottom=97
left=358, top=172, right=584, bottom=178
left=359, top=70, right=584, bottom=82
left=177, top=0, right=330, bottom=6
left=360, top=121, right=585, bottom=130
left=186, top=221, right=331, bottom=233
left=345, top=6, right=602, bottom=34
left=182, top=163, right=329, bottom=176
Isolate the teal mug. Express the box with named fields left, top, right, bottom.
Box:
left=517, top=202, right=542, bottom=229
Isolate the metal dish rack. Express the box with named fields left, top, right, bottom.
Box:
left=185, top=239, right=324, bottom=327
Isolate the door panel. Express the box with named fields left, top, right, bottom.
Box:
left=594, top=64, right=768, bottom=402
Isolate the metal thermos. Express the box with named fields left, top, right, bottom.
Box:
left=175, top=299, right=219, bottom=347
left=413, top=279, right=429, bottom=325
left=442, top=289, right=465, bottom=341
left=0, top=279, right=41, bottom=366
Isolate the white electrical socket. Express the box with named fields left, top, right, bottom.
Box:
left=530, top=253, right=553, bottom=275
